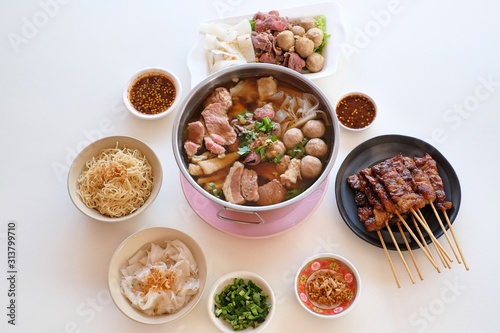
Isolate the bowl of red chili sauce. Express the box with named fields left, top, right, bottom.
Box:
left=335, top=92, right=376, bottom=131
left=123, top=67, right=182, bottom=120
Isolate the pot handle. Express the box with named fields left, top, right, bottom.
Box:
left=216, top=207, right=265, bottom=225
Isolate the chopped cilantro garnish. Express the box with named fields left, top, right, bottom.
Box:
left=238, top=146, right=252, bottom=156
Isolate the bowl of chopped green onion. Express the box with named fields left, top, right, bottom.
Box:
left=208, top=271, right=275, bottom=332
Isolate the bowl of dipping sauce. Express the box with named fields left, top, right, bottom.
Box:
left=335, top=92, right=376, bottom=131
left=123, top=67, right=182, bottom=120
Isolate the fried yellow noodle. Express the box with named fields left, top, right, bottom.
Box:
left=77, top=144, right=154, bottom=217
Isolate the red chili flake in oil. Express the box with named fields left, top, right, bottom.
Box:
left=336, top=94, right=376, bottom=129
left=129, top=73, right=176, bottom=115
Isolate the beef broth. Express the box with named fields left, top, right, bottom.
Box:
left=182, top=76, right=331, bottom=206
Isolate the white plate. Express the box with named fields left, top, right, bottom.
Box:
left=187, top=1, right=346, bottom=88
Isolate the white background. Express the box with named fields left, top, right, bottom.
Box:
left=1, top=0, right=499, bottom=332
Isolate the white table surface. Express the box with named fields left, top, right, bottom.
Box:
left=1, top=0, right=499, bottom=332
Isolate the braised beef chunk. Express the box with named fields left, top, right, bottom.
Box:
left=253, top=103, right=275, bottom=120
left=202, top=103, right=237, bottom=146
left=257, top=179, right=286, bottom=206
left=186, top=121, right=205, bottom=145
left=184, top=141, right=200, bottom=158
left=204, top=87, right=233, bottom=110
left=222, top=162, right=245, bottom=204
left=253, top=10, right=290, bottom=33
left=204, top=136, right=226, bottom=156
left=284, top=52, right=306, bottom=72
left=241, top=169, right=259, bottom=202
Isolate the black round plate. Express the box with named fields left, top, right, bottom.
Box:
left=335, top=135, right=461, bottom=250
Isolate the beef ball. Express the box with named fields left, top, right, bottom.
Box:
left=265, top=140, right=286, bottom=160
left=299, top=17, right=316, bottom=31
left=302, top=119, right=326, bottom=138
left=305, top=27, right=324, bottom=48
left=306, top=53, right=325, bottom=73
left=290, top=25, right=305, bottom=36
left=300, top=155, right=323, bottom=179
left=295, top=36, right=314, bottom=59
left=305, top=138, right=328, bottom=157
left=283, top=128, right=304, bottom=149
left=276, top=30, right=295, bottom=51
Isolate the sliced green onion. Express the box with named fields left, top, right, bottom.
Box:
left=213, top=278, right=271, bottom=331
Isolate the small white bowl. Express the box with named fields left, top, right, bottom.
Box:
left=208, top=271, right=275, bottom=332
left=67, top=135, right=162, bottom=222
left=123, top=67, right=182, bottom=120
left=335, top=92, right=377, bottom=131
left=108, top=227, right=208, bottom=324
left=294, top=253, right=361, bottom=318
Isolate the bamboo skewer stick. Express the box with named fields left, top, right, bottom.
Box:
left=385, top=222, right=415, bottom=284
left=416, top=208, right=450, bottom=269
left=377, top=230, right=401, bottom=288
left=410, top=208, right=453, bottom=264
left=430, top=202, right=461, bottom=264
left=442, top=210, right=470, bottom=271
left=395, top=211, right=440, bottom=271
left=411, top=214, right=436, bottom=265
left=396, top=223, right=423, bottom=280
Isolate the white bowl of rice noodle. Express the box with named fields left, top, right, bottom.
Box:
left=108, top=227, right=208, bottom=324
left=67, top=135, right=162, bottom=222
left=172, top=63, right=339, bottom=219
